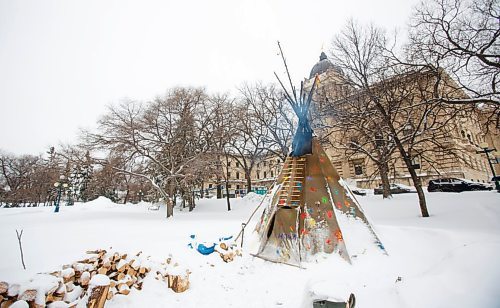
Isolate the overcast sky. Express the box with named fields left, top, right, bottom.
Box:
left=0, top=0, right=417, bottom=155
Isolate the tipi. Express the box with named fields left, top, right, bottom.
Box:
left=253, top=46, right=386, bottom=266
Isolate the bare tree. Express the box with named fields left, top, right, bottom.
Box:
left=316, top=88, right=398, bottom=198
left=227, top=101, right=268, bottom=193
left=407, top=0, right=499, bottom=126
left=85, top=88, right=212, bottom=218
left=239, top=83, right=295, bottom=161
left=328, top=20, right=466, bottom=217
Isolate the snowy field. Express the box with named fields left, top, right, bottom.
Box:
left=1, top=191, right=499, bottom=308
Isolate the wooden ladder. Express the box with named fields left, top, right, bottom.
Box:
left=278, top=157, right=306, bottom=208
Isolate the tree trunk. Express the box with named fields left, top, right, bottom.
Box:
left=225, top=155, right=231, bottom=211
left=378, top=161, right=392, bottom=199
left=246, top=172, right=252, bottom=193
left=165, top=185, right=174, bottom=218
left=123, top=187, right=129, bottom=204
left=166, top=197, right=174, bottom=218
left=216, top=177, right=222, bottom=199
left=225, top=181, right=231, bottom=211
left=373, top=99, right=429, bottom=217
left=393, top=140, right=429, bottom=217
left=403, top=156, right=429, bottom=217
left=200, top=181, right=204, bottom=199
left=189, top=190, right=195, bottom=211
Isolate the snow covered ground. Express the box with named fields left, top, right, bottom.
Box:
left=1, top=191, right=499, bottom=308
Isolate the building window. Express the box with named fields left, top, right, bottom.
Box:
left=411, top=155, right=421, bottom=169
left=354, top=163, right=363, bottom=176
left=236, top=185, right=240, bottom=189
left=209, top=184, right=213, bottom=188
left=350, top=137, right=358, bottom=149
left=227, top=162, right=231, bottom=167
left=256, top=171, right=260, bottom=179
left=375, top=132, right=384, bottom=147
left=227, top=184, right=231, bottom=188
left=403, top=125, right=413, bottom=137
left=467, top=134, right=472, bottom=144
left=236, top=172, right=240, bottom=179
left=264, top=171, right=267, bottom=178
left=271, top=171, right=274, bottom=177
left=461, top=130, right=466, bottom=139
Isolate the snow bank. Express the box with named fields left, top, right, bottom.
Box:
left=0, top=191, right=498, bottom=307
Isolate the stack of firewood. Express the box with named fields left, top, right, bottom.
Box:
left=0, top=249, right=190, bottom=308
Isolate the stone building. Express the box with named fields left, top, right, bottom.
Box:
left=305, top=52, right=498, bottom=188
left=204, top=154, right=283, bottom=197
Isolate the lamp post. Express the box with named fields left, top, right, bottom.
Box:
left=54, top=175, right=68, bottom=213
left=476, top=143, right=500, bottom=192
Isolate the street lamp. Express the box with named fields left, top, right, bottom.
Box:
left=477, top=143, right=500, bottom=192
left=54, top=175, right=68, bottom=213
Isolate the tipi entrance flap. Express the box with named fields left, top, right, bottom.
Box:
left=258, top=207, right=301, bottom=265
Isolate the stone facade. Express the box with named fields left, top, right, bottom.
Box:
left=305, top=54, right=498, bottom=188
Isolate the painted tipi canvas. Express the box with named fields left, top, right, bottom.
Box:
left=253, top=46, right=385, bottom=266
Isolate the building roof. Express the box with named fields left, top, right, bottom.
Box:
left=309, top=52, right=343, bottom=78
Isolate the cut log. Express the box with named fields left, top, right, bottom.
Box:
left=116, top=260, right=128, bottom=273
left=65, top=282, right=74, bottom=293
left=129, top=259, right=140, bottom=271
left=101, top=259, right=111, bottom=269
left=0, top=281, right=8, bottom=294
left=220, top=251, right=235, bottom=263
left=167, top=273, right=190, bottom=293
left=63, top=286, right=82, bottom=303
left=62, top=268, right=75, bottom=284
left=117, top=284, right=130, bottom=296
left=46, top=293, right=64, bottom=303
left=87, top=275, right=110, bottom=308
left=17, top=289, right=37, bottom=302
left=87, top=285, right=109, bottom=308
left=132, top=282, right=143, bottom=291
left=126, top=268, right=136, bottom=277
left=7, top=300, right=29, bottom=308
left=79, top=272, right=90, bottom=287
left=45, top=300, right=68, bottom=307
left=0, top=299, right=14, bottom=308
left=8, top=284, right=20, bottom=297
left=106, top=290, right=114, bottom=301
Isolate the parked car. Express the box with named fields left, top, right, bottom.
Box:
left=427, top=178, right=493, bottom=192
left=374, top=183, right=416, bottom=195
left=351, top=188, right=368, bottom=196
